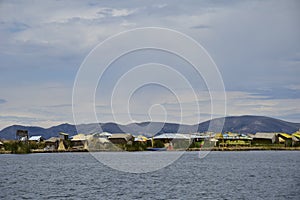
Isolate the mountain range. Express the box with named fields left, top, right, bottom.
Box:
left=0, top=115, right=299, bottom=140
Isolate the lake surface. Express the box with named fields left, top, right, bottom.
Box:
left=0, top=151, right=299, bottom=200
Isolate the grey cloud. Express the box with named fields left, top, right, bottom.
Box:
left=45, top=104, right=72, bottom=108
left=9, top=22, right=30, bottom=33
left=0, top=115, right=40, bottom=122
left=0, top=0, right=299, bottom=127
left=191, top=25, right=211, bottom=29
left=0, top=99, right=7, bottom=104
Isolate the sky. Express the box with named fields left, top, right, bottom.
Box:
left=0, top=0, right=300, bottom=129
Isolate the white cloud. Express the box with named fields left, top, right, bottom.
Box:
left=286, top=84, right=300, bottom=90
left=0, top=2, right=140, bottom=59
left=0, top=83, right=74, bottom=129
left=0, top=0, right=299, bottom=128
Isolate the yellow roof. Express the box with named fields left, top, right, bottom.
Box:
left=292, top=133, right=300, bottom=139
left=136, top=135, right=149, bottom=141
left=279, top=133, right=292, bottom=139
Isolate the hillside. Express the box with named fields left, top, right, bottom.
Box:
left=0, top=115, right=299, bottom=140
left=197, top=115, right=300, bottom=134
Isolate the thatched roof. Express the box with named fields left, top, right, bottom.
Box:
left=108, top=133, right=133, bottom=141
left=153, top=133, right=189, bottom=140
left=251, top=132, right=276, bottom=139
left=45, top=137, right=59, bottom=143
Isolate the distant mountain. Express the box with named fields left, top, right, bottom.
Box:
left=0, top=123, right=77, bottom=140
left=0, top=115, right=299, bottom=140
left=197, top=115, right=300, bottom=134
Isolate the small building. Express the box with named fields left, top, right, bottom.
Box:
left=44, top=137, right=60, bottom=150
left=251, top=132, right=278, bottom=145
left=108, top=133, right=133, bottom=145
left=216, top=132, right=252, bottom=147
left=190, top=134, right=210, bottom=142
left=58, top=132, right=69, bottom=151
left=0, top=141, right=4, bottom=150
left=189, top=133, right=211, bottom=148
left=90, top=133, right=111, bottom=144
left=28, top=136, right=45, bottom=143
left=71, top=134, right=91, bottom=150
left=292, top=132, right=300, bottom=147
left=59, top=132, right=69, bottom=140
left=134, top=135, right=149, bottom=142
left=16, top=130, right=28, bottom=141
left=57, top=132, right=69, bottom=151
left=209, top=138, right=219, bottom=147
left=153, top=133, right=190, bottom=143
left=278, top=133, right=293, bottom=147
left=98, top=132, right=113, bottom=138
left=153, top=133, right=191, bottom=149
left=88, top=135, right=112, bottom=151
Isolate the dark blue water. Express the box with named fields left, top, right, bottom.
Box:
left=0, top=151, right=299, bottom=200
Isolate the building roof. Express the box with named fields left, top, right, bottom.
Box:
left=278, top=133, right=292, bottom=139
left=45, top=137, right=60, bottom=143
left=153, top=133, right=190, bottom=140
left=293, top=133, right=300, bottom=139
left=29, top=136, right=44, bottom=141
left=0, top=141, right=3, bottom=145
left=108, top=133, right=133, bottom=141
left=252, top=132, right=276, bottom=139
left=134, top=135, right=149, bottom=142
left=98, top=132, right=112, bottom=137
left=71, top=134, right=93, bottom=141
left=190, top=134, right=210, bottom=139
left=59, top=132, right=69, bottom=136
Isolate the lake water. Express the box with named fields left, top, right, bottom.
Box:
left=0, top=151, right=299, bottom=200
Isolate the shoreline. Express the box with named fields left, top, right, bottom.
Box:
left=187, top=146, right=300, bottom=151
left=1, top=146, right=300, bottom=154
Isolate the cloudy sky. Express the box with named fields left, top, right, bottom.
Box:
left=0, top=0, right=299, bottom=129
